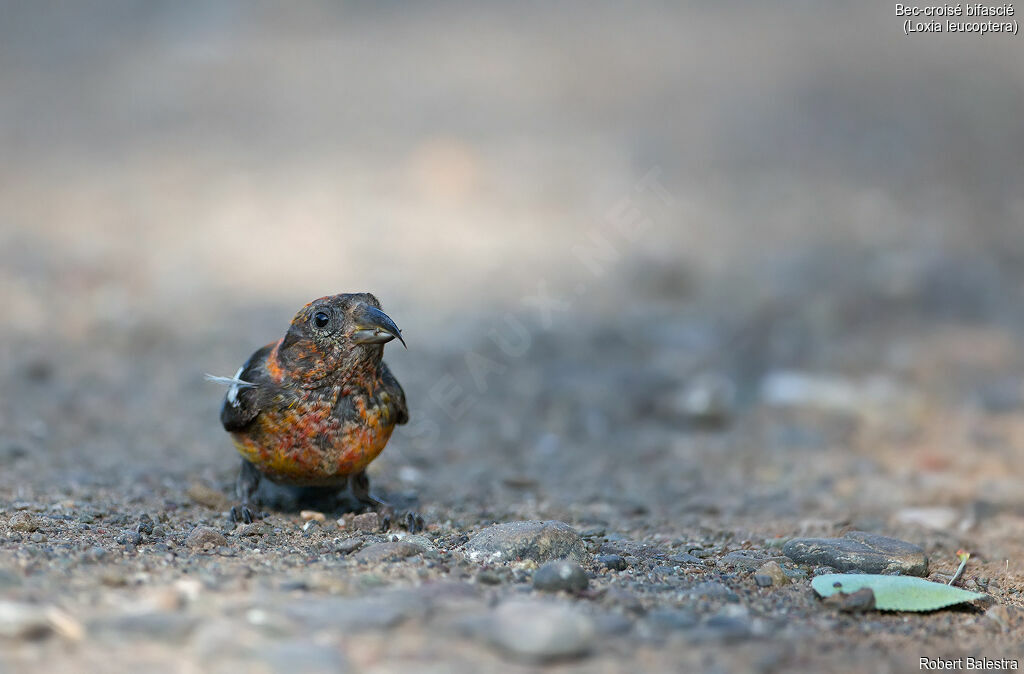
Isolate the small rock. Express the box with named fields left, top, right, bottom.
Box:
left=347, top=512, right=381, bottom=532
left=137, top=514, right=155, bottom=536
left=8, top=512, right=38, bottom=532
left=186, top=526, right=228, bottom=550
left=783, top=531, right=928, bottom=576
left=823, top=587, right=876, bottom=612
left=333, top=537, right=364, bottom=554
left=753, top=561, right=789, bottom=587
left=667, top=552, right=703, bottom=565
left=485, top=599, right=595, bottom=663
left=235, top=521, right=271, bottom=537
left=533, top=560, right=589, bottom=593
left=352, top=541, right=425, bottom=563
left=116, top=530, right=142, bottom=546
left=466, top=521, right=589, bottom=564
left=300, top=510, right=327, bottom=522
left=29, top=532, right=46, bottom=543
left=720, top=550, right=766, bottom=571
left=595, top=554, right=627, bottom=571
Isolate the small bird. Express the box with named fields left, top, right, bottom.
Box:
left=209, top=293, right=411, bottom=527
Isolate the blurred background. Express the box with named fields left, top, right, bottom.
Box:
left=4, top=0, right=1024, bottom=557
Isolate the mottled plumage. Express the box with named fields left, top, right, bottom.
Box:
left=213, top=293, right=408, bottom=523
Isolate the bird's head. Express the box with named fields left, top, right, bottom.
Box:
left=277, top=293, right=405, bottom=385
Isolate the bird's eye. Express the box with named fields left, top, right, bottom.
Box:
left=313, top=311, right=330, bottom=328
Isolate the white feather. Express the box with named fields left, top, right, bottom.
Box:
left=205, top=367, right=255, bottom=408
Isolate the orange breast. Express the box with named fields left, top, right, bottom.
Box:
left=232, top=396, right=396, bottom=486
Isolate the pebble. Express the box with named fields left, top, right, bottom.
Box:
left=185, top=526, right=228, bottom=550
left=595, top=554, right=628, bottom=571
left=29, top=532, right=47, bottom=543
left=466, top=521, right=589, bottom=564
left=235, top=521, right=271, bottom=537
left=533, top=560, right=589, bottom=593
left=753, top=561, right=789, bottom=587
left=823, top=588, right=876, bottom=612
left=137, top=514, right=155, bottom=536
left=352, top=541, right=425, bottom=563
left=782, top=531, right=928, bottom=576
left=485, top=599, right=596, bottom=663
left=8, top=512, right=38, bottom=532
left=333, top=537, right=364, bottom=554
left=347, top=512, right=381, bottom=532
left=720, top=550, right=766, bottom=571
left=300, top=510, right=326, bottom=522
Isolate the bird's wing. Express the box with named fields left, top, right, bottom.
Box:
left=218, top=343, right=279, bottom=432
left=380, top=361, right=409, bottom=425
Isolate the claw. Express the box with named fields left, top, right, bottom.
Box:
left=405, top=512, right=424, bottom=534
left=230, top=505, right=255, bottom=524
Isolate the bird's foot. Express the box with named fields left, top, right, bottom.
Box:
left=349, top=469, right=424, bottom=533
left=376, top=508, right=425, bottom=534
left=229, top=504, right=264, bottom=524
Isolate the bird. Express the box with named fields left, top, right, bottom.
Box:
left=208, top=293, right=414, bottom=528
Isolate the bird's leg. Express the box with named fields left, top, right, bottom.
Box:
left=231, top=459, right=262, bottom=524
left=350, top=470, right=424, bottom=533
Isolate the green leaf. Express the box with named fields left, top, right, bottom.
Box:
left=811, top=574, right=986, bottom=612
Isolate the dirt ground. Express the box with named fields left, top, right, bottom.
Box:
left=3, top=4, right=1024, bottom=673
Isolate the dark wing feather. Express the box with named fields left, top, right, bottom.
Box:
left=380, top=361, right=409, bottom=425
left=220, top=343, right=278, bottom=432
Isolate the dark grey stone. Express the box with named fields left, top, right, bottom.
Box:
left=595, top=554, right=627, bottom=571
left=783, top=531, right=928, bottom=576
left=533, top=560, right=589, bottom=593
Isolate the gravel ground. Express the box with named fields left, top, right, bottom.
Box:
left=3, top=4, right=1024, bottom=673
